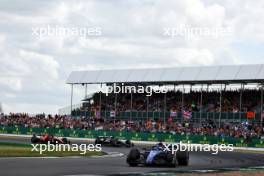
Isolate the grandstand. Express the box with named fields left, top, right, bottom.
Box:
left=66, top=64, right=264, bottom=127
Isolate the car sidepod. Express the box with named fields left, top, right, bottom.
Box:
left=145, top=150, right=162, bottom=165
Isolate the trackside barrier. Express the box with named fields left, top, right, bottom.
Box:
left=0, top=126, right=263, bottom=148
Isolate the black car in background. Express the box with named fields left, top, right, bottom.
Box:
left=95, top=136, right=134, bottom=147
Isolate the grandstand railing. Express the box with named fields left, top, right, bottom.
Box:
left=72, top=111, right=262, bottom=123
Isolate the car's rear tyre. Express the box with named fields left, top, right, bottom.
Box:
left=127, top=148, right=140, bottom=167
left=62, top=138, right=68, bottom=144
left=125, top=140, right=133, bottom=147
left=31, top=136, right=39, bottom=143
left=95, top=137, right=100, bottom=145
left=110, top=138, right=118, bottom=146
left=176, top=150, right=189, bottom=166
left=128, top=162, right=138, bottom=167
left=168, top=153, right=177, bottom=167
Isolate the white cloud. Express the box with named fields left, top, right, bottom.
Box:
left=0, top=78, right=22, bottom=91
left=19, top=50, right=59, bottom=79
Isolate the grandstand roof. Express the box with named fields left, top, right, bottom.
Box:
left=67, top=64, right=264, bottom=85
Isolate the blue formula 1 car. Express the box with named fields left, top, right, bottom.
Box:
left=126, top=143, right=189, bottom=167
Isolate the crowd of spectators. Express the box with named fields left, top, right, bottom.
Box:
left=74, top=89, right=263, bottom=116
left=1, top=113, right=263, bottom=140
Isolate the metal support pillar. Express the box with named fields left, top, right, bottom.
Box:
left=261, top=84, right=263, bottom=127
left=104, top=90, right=107, bottom=119
left=130, top=92, right=133, bottom=121
left=84, top=84, right=87, bottom=118
left=115, top=93, right=117, bottom=120
left=70, top=84, right=73, bottom=116
left=182, top=85, right=185, bottom=122
left=99, top=83, right=102, bottom=119
left=219, top=84, right=222, bottom=128
left=85, top=84, right=87, bottom=99
left=146, top=95, right=149, bottom=120
left=200, top=85, right=203, bottom=127
left=239, top=84, right=244, bottom=122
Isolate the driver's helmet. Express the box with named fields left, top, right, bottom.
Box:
left=43, top=134, right=49, bottom=142
left=152, top=142, right=164, bottom=151
left=157, top=142, right=165, bottom=148
left=153, top=145, right=163, bottom=151
left=49, top=134, right=54, bottom=140
left=158, top=142, right=163, bottom=147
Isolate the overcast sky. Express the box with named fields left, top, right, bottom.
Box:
left=0, top=0, right=264, bottom=114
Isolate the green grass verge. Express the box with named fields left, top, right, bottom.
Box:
left=0, top=142, right=104, bottom=157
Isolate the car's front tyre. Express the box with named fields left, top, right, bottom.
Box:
left=176, top=150, right=189, bottom=166
left=127, top=148, right=140, bottom=166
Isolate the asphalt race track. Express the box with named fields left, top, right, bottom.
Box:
left=1, top=136, right=264, bottom=176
